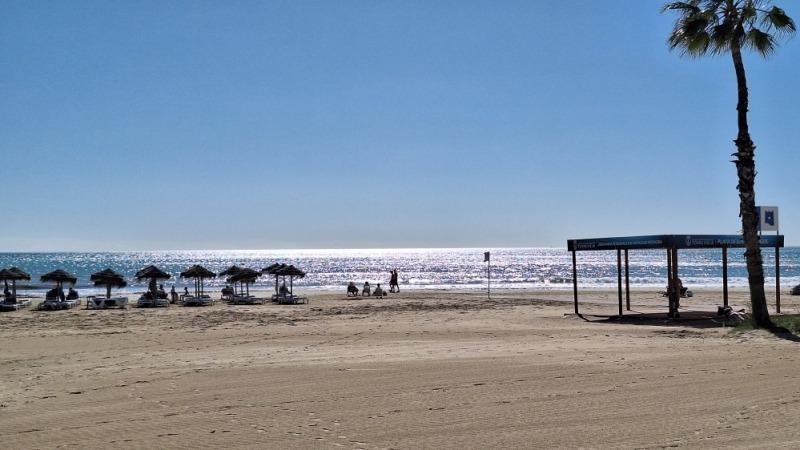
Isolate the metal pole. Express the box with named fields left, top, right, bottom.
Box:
left=487, top=258, right=491, bottom=299
left=672, top=248, right=679, bottom=317
left=617, top=248, right=623, bottom=317
left=572, top=250, right=578, bottom=315
left=776, top=245, right=781, bottom=314
left=624, top=249, right=630, bottom=311
left=722, top=246, right=729, bottom=307
left=667, top=249, right=672, bottom=284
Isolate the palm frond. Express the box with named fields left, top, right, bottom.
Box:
left=745, top=27, right=777, bottom=56
left=710, top=21, right=735, bottom=52
left=662, top=0, right=795, bottom=58
left=763, top=6, right=797, bottom=34
left=662, top=1, right=701, bottom=14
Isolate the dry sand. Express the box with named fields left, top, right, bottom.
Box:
left=2, top=288, right=800, bottom=449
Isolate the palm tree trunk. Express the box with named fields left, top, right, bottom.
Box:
left=731, top=42, right=772, bottom=328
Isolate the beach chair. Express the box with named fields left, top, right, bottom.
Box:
left=0, top=296, right=32, bottom=312
left=87, top=295, right=128, bottom=309
left=181, top=295, right=213, bottom=306
left=39, top=298, right=80, bottom=310
left=231, top=294, right=263, bottom=305
left=137, top=293, right=169, bottom=308
left=276, top=294, right=308, bottom=305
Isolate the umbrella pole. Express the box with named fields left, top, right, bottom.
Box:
left=290, top=276, right=293, bottom=296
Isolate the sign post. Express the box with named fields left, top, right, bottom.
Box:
left=484, top=251, right=491, bottom=299
left=757, top=205, right=781, bottom=312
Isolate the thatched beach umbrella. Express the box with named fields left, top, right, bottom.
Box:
left=0, top=267, right=31, bottom=297
left=134, top=265, right=171, bottom=296
left=90, top=268, right=127, bottom=299
left=227, top=268, right=260, bottom=297
left=275, top=265, right=305, bottom=295
left=219, top=265, right=244, bottom=295
left=180, top=265, right=216, bottom=298
left=40, top=269, right=78, bottom=288
left=219, top=265, right=243, bottom=277
left=262, top=263, right=287, bottom=295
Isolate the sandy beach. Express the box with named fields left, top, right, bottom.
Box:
left=2, top=288, right=800, bottom=449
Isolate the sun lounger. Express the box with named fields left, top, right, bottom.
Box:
left=230, top=294, right=264, bottom=305
left=181, top=295, right=213, bottom=306
left=274, top=294, right=308, bottom=305
left=0, top=297, right=32, bottom=312
left=86, top=296, right=128, bottom=309
left=136, top=295, right=169, bottom=308
left=38, top=298, right=80, bottom=310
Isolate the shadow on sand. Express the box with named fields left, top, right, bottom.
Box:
left=572, top=309, right=800, bottom=342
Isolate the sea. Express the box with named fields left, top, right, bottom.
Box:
left=1, top=248, right=798, bottom=297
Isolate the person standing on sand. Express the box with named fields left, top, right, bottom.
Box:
left=667, top=278, right=681, bottom=319
left=389, top=270, right=400, bottom=293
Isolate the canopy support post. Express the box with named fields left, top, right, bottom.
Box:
left=776, top=245, right=781, bottom=314
left=722, top=246, right=729, bottom=307
left=671, top=247, right=679, bottom=317
left=624, top=249, right=630, bottom=311
left=666, top=249, right=672, bottom=285
left=572, top=249, right=578, bottom=315
left=617, top=248, right=623, bottom=317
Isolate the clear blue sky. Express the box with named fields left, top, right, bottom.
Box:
left=2, top=1, right=798, bottom=251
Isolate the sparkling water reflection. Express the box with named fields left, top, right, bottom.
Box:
left=1, top=248, right=797, bottom=296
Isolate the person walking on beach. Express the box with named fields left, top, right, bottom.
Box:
left=389, top=270, right=400, bottom=293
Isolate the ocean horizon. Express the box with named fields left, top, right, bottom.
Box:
left=2, top=247, right=797, bottom=296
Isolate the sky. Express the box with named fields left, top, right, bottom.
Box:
left=1, top=0, right=798, bottom=251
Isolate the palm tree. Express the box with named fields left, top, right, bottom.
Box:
left=662, top=1, right=795, bottom=328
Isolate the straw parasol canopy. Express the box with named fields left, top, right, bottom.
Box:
left=219, top=265, right=244, bottom=277
left=180, top=265, right=216, bottom=298
left=90, top=268, right=127, bottom=299
left=275, top=265, right=306, bottom=295
left=135, top=265, right=171, bottom=295
left=219, top=265, right=245, bottom=295
left=262, top=263, right=287, bottom=294
left=0, top=267, right=31, bottom=297
left=40, top=269, right=78, bottom=287
left=227, top=268, right=260, bottom=297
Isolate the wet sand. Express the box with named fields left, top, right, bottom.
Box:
left=2, top=288, right=800, bottom=449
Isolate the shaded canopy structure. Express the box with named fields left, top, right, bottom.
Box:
left=262, top=263, right=287, bottom=294
left=135, top=265, right=171, bottom=295
left=219, top=265, right=246, bottom=295
left=227, top=268, right=260, bottom=297
left=90, top=268, right=127, bottom=299
left=567, top=234, right=785, bottom=317
left=180, top=265, right=216, bottom=298
left=219, top=265, right=244, bottom=277
left=275, top=265, right=306, bottom=296
left=40, top=269, right=78, bottom=287
left=0, top=267, right=31, bottom=297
